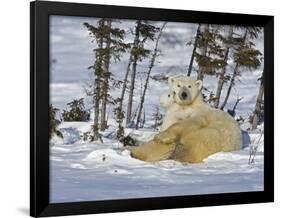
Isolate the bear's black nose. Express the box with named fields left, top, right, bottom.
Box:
left=181, top=92, right=188, bottom=99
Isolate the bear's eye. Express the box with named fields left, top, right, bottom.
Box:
left=177, top=84, right=181, bottom=87
left=168, top=94, right=170, bottom=97
left=188, top=85, right=192, bottom=88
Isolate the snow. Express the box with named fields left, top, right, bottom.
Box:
left=49, top=15, right=264, bottom=203
left=50, top=122, right=264, bottom=203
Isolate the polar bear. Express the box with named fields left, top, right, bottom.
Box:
left=130, top=76, right=242, bottom=163
left=159, top=75, right=196, bottom=132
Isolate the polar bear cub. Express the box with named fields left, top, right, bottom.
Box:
left=159, top=92, right=174, bottom=108
left=159, top=92, right=191, bottom=132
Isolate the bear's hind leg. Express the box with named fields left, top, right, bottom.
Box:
left=176, top=128, right=223, bottom=163
left=130, top=140, right=174, bottom=162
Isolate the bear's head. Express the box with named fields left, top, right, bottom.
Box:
left=168, top=76, right=202, bottom=105
left=159, top=91, right=174, bottom=108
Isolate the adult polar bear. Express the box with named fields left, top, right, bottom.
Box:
left=130, top=76, right=242, bottom=163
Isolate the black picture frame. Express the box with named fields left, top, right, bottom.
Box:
left=30, top=1, right=274, bottom=217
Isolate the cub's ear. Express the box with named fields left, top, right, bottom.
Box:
left=195, top=80, right=203, bottom=90
left=168, top=76, right=175, bottom=87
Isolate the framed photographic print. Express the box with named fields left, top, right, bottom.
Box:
left=30, top=1, right=274, bottom=217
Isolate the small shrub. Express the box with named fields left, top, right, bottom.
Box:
left=49, top=105, right=63, bottom=138
left=62, top=98, right=90, bottom=122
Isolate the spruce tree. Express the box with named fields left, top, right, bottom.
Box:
left=113, top=99, right=125, bottom=140
left=84, top=19, right=129, bottom=141
left=220, top=27, right=262, bottom=110
left=252, top=72, right=264, bottom=130
left=84, top=19, right=104, bottom=142
left=99, top=20, right=130, bottom=131
left=194, top=25, right=226, bottom=82
left=126, top=20, right=159, bottom=125
left=187, top=24, right=201, bottom=76
left=113, top=56, right=132, bottom=140
left=213, top=26, right=234, bottom=108
left=135, top=22, right=166, bottom=129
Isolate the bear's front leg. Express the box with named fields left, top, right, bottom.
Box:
left=154, top=123, right=180, bottom=144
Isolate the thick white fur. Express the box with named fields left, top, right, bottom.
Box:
left=160, top=75, right=197, bottom=132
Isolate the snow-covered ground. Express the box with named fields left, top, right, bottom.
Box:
left=50, top=122, right=264, bottom=203
left=50, top=16, right=264, bottom=203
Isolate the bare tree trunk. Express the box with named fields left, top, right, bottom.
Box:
left=220, top=30, right=248, bottom=111
left=100, top=20, right=112, bottom=131
left=187, top=24, right=201, bottom=76
left=135, top=22, right=166, bottom=129
left=92, top=21, right=104, bottom=141
left=220, top=63, right=239, bottom=110
left=114, top=53, right=133, bottom=139
left=92, top=77, right=101, bottom=141
left=119, top=54, right=133, bottom=109
left=197, top=24, right=209, bottom=81
left=126, top=21, right=141, bottom=125
left=153, top=106, right=161, bottom=129
left=213, top=26, right=233, bottom=108
left=100, top=81, right=108, bottom=130
left=252, top=73, right=264, bottom=130
left=214, top=74, right=225, bottom=108
left=126, top=56, right=137, bottom=125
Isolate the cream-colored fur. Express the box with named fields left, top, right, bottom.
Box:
left=159, top=91, right=190, bottom=132
left=160, top=102, right=194, bottom=132
left=131, top=76, right=242, bottom=163
left=159, top=91, right=174, bottom=108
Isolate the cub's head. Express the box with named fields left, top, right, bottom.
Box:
left=159, top=91, right=174, bottom=108
left=168, top=76, right=202, bottom=105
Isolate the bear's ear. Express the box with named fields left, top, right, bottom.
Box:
left=195, top=80, right=203, bottom=90
left=168, top=76, right=175, bottom=87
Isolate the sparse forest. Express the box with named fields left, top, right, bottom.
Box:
left=50, top=20, right=264, bottom=142
left=49, top=16, right=265, bottom=202
left=78, top=21, right=263, bottom=143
